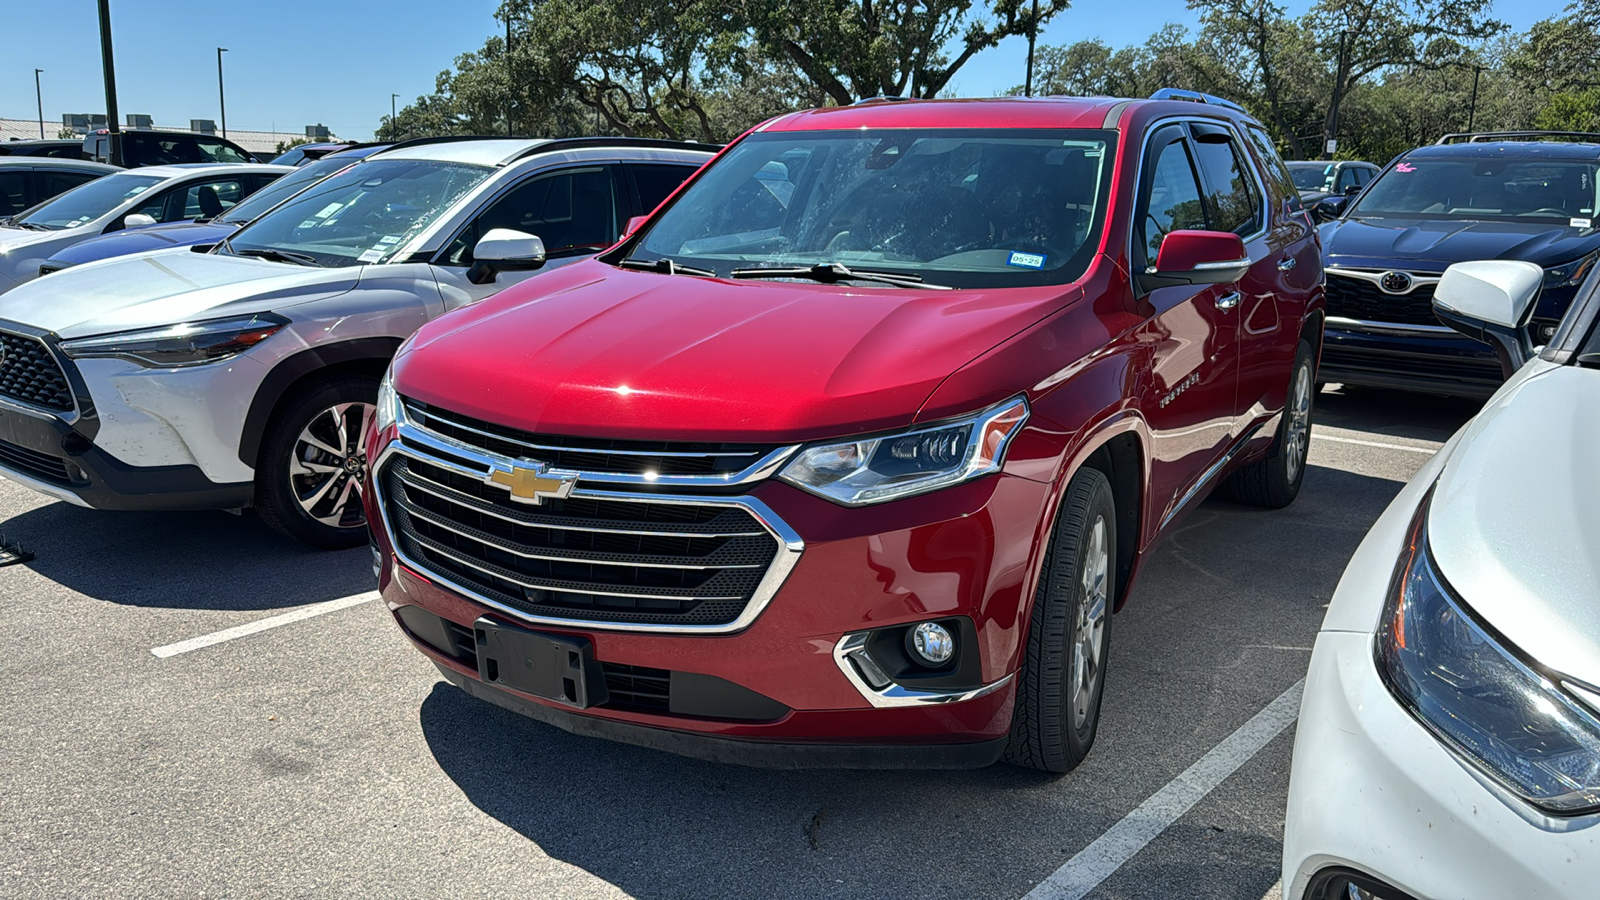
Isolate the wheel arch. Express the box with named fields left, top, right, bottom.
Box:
left=238, top=337, right=402, bottom=469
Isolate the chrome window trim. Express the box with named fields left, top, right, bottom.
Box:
left=373, top=419, right=804, bottom=636
left=401, top=404, right=800, bottom=488
left=1325, top=315, right=1456, bottom=336
left=832, top=632, right=1014, bottom=708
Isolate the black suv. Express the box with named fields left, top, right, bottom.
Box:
left=1318, top=131, right=1600, bottom=396
left=82, top=130, right=257, bottom=168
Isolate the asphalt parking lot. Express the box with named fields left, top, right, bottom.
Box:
left=0, top=385, right=1484, bottom=899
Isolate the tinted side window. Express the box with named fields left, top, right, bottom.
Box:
left=1242, top=126, right=1301, bottom=213
left=1337, top=167, right=1362, bottom=191
left=38, top=171, right=98, bottom=199
left=196, top=137, right=252, bottom=164
left=134, top=178, right=247, bottom=222
left=1139, top=133, right=1208, bottom=262
left=631, top=164, right=698, bottom=214
left=0, top=172, right=26, bottom=216
left=445, top=166, right=619, bottom=265
left=1191, top=129, right=1261, bottom=235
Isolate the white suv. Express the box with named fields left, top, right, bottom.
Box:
left=0, top=137, right=711, bottom=547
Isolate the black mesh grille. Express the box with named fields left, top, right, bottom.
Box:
left=0, top=438, right=71, bottom=485
left=1325, top=274, right=1440, bottom=326
left=603, top=662, right=671, bottom=713
left=403, top=398, right=775, bottom=477
left=0, top=332, right=73, bottom=411
left=381, top=456, right=780, bottom=626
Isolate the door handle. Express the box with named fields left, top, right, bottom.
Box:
left=1277, top=257, right=1298, bottom=271
left=1216, top=291, right=1242, bottom=310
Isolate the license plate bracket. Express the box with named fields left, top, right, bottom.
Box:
left=473, top=617, right=608, bottom=709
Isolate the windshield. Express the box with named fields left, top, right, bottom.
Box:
left=1352, top=158, right=1600, bottom=223
left=626, top=128, right=1115, bottom=288
left=223, top=159, right=493, bottom=267
left=13, top=172, right=164, bottom=229
left=1287, top=163, right=1330, bottom=191
left=217, top=156, right=352, bottom=225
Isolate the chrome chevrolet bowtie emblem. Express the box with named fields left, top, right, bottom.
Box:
left=1378, top=271, right=1413, bottom=294
left=484, top=461, right=578, bottom=505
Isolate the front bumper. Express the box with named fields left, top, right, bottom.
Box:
left=1320, top=318, right=1503, bottom=397
left=1283, top=629, right=1600, bottom=900
left=0, top=395, right=251, bottom=510
left=366, top=420, right=1053, bottom=763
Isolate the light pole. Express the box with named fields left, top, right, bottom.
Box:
left=1325, top=29, right=1349, bottom=160
left=34, top=69, right=44, bottom=139
left=391, top=93, right=399, bottom=140
left=96, top=0, right=122, bottom=166
left=217, top=47, right=228, bottom=138
left=1024, top=0, right=1040, bottom=97
left=1467, top=65, right=1483, bottom=132
left=504, top=13, right=513, bottom=137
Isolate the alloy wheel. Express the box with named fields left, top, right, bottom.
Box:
left=1070, top=514, right=1110, bottom=732
left=288, top=401, right=374, bottom=529
left=1284, top=361, right=1312, bottom=484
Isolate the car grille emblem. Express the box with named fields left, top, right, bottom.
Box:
left=1378, top=271, right=1414, bottom=294
left=484, top=461, right=579, bottom=505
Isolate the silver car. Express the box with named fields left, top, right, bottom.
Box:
left=0, top=137, right=711, bottom=548
left=1283, top=259, right=1600, bottom=899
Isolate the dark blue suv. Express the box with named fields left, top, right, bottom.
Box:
left=1319, top=132, right=1600, bottom=396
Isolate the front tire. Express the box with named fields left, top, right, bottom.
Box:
left=254, top=373, right=378, bottom=550
left=1227, top=339, right=1314, bottom=509
left=1005, top=467, right=1116, bottom=773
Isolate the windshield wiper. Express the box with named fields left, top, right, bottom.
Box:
left=9, top=221, right=52, bottom=231
left=729, top=262, right=950, bottom=290
left=618, top=256, right=716, bottom=278
left=231, top=247, right=322, bottom=267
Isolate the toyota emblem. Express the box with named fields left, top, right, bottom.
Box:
left=1378, top=271, right=1413, bottom=294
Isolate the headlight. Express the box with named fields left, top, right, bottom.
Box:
left=374, top=365, right=402, bottom=433
left=1377, top=496, right=1600, bottom=815
left=59, top=313, right=289, bottom=368
left=1543, top=251, right=1598, bottom=288
left=777, top=396, right=1028, bottom=506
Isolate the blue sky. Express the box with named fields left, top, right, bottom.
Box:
left=1, top=0, right=1575, bottom=141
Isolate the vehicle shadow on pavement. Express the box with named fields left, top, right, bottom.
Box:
left=1314, top=384, right=1482, bottom=443
left=415, top=460, right=1415, bottom=900
left=2, top=502, right=371, bottom=610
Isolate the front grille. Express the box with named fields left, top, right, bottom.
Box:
left=0, top=332, right=73, bottom=411
left=1326, top=273, right=1440, bottom=326
left=380, top=456, right=781, bottom=626
left=402, top=398, right=777, bottom=477
left=0, top=437, right=72, bottom=485
left=604, top=662, right=672, bottom=713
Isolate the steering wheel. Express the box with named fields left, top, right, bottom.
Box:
left=1519, top=208, right=1571, bottom=217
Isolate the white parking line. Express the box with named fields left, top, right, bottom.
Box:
left=1312, top=433, right=1437, bottom=455
left=1023, top=680, right=1305, bottom=900
left=151, top=591, right=381, bottom=658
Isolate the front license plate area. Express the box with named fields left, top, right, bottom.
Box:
left=473, top=618, right=609, bottom=709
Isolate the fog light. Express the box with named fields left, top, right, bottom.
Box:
left=909, top=622, right=955, bottom=665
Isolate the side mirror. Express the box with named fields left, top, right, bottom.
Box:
left=1432, top=260, right=1542, bottom=378
left=1342, top=183, right=1362, bottom=197
left=468, top=228, right=546, bottom=285
left=623, top=215, right=648, bottom=238
left=123, top=213, right=158, bottom=229
left=1140, top=230, right=1249, bottom=290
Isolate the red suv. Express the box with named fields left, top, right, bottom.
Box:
left=363, top=91, right=1324, bottom=771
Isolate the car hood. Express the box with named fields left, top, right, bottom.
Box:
left=0, top=225, right=80, bottom=254
left=395, top=260, right=1078, bottom=442
left=0, top=247, right=361, bottom=337
left=47, top=222, right=238, bottom=267
left=1325, top=215, right=1598, bottom=270
left=1429, top=362, right=1600, bottom=686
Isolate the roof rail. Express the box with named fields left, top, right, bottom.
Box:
left=367, top=134, right=512, bottom=156
left=851, top=96, right=913, bottom=105
left=1148, top=88, right=1247, bottom=115
left=1436, top=130, right=1600, bottom=145
left=499, top=136, right=722, bottom=166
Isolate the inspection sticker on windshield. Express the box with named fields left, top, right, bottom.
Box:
left=377, top=235, right=401, bottom=245
left=1573, top=217, right=1593, bottom=229
left=357, top=249, right=385, bottom=263
left=1007, top=251, right=1047, bottom=269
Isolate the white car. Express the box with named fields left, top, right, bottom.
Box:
left=0, top=162, right=291, bottom=293
left=1283, top=259, right=1600, bottom=899
left=0, top=137, right=710, bottom=547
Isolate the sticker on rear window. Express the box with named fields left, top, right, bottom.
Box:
left=357, top=249, right=384, bottom=263
left=1007, top=251, right=1046, bottom=269
left=1572, top=217, right=1593, bottom=229
left=1395, top=163, right=1416, bottom=173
